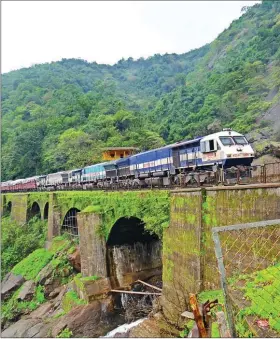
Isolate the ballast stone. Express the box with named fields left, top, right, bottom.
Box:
left=1, top=272, right=25, bottom=300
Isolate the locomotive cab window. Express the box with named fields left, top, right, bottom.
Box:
left=219, top=137, right=234, bottom=146
left=209, top=140, right=215, bottom=151
left=233, top=136, right=248, bottom=145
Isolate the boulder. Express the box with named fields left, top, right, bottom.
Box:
left=17, top=280, right=35, bottom=301
left=52, top=299, right=122, bottom=338
left=29, top=302, right=53, bottom=319
left=49, top=286, right=63, bottom=298
left=52, top=285, right=68, bottom=309
left=1, top=318, right=51, bottom=338
left=1, top=272, right=25, bottom=300
left=68, top=248, right=81, bottom=272
left=36, top=262, right=53, bottom=285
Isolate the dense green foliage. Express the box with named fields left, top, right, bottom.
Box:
left=1, top=216, right=47, bottom=277
left=12, top=248, right=53, bottom=280
left=231, top=263, right=280, bottom=334
left=2, top=1, right=280, bottom=180
left=2, top=284, right=46, bottom=323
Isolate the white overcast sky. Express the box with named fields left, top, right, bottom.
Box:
left=2, top=1, right=260, bottom=74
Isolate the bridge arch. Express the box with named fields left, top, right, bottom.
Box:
left=61, top=207, right=81, bottom=237
left=107, top=217, right=158, bottom=246
left=43, top=202, right=49, bottom=220
left=27, top=201, right=41, bottom=220
left=106, top=216, right=162, bottom=288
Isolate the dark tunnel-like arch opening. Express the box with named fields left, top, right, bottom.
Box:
left=62, top=208, right=81, bottom=237
left=106, top=217, right=162, bottom=289
left=107, top=217, right=159, bottom=246
left=44, top=202, right=49, bottom=220
left=27, top=202, right=41, bottom=221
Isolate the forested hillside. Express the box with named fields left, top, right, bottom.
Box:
left=2, top=1, right=280, bottom=180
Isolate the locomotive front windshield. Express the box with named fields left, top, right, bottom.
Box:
left=219, top=136, right=248, bottom=146
left=233, top=136, right=248, bottom=145
left=219, top=137, right=234, bottom=146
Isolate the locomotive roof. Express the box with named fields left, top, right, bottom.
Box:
left=201, top=130, right=244, bottom=141
left=129, top=136, right=202, bottom=158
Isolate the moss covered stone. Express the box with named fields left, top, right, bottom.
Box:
left=61, top=290, right=86, bottom=313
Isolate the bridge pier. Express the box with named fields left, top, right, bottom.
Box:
left=47, top=193, right=62, bottom=242
left=77, top=212, right=107, bottom=277
left=11, top=194, right=28, bottom=225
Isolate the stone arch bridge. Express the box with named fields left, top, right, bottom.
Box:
left=2, top=183, right=280, bottom=323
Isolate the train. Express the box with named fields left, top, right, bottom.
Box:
left=1, top=129, right=255, bottom=192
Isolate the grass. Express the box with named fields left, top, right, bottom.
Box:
left=62, top=290, right=87, bottom=313
left=12, top=248, right=53, bottom=280
left=56, top=328, right=73, bottom=338
left=231, top=263, right=280, bottom=334
left=2, top=285, right=46, bottom=322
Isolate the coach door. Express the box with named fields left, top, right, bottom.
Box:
left=172, top=148, right=180, bottom=168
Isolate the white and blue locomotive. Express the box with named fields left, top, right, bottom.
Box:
left=1, top=129, right=255, bottom=192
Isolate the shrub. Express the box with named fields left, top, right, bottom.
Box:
left=1, top=216, right=47, bottom=277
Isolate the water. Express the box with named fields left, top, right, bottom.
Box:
left=103, top=318, right=147, bottom=337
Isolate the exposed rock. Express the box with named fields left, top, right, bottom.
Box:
left=1, top=318, right=51, bottom=338
left=36, top=262, right=53, bottom=285
left=1, top=272, right=25, bottom=300
left=17, top=280, right=35, bottom=301
left=44, top=278, right=61, bottom=297
left=114, top=331, right=130, bottom=337
left=49, top=286, right=63, bottom=298
left=129, top=318, right=162, bottom=338
left=68, top=248, right=81, bottom=272
left=52, top=299, right=123, bottom=338
left=246, top=131, right=265, bottom=144
left=29, top=302, right=53, bottom=319
left=52, top=285, right=68, bottom=309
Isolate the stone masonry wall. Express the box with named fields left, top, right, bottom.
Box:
left=10, top=194, right=28, bottom=225
left=161, top=183, right=280, bottom=324
left=161, top=189, right=203, bottom=324
left=202, top=184, right=280, bottom=289
left=77, top=212, right=107, bottom=278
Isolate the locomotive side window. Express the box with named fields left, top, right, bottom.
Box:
left=200, top=140, right=217, bottom=153
left=209, top=140, right=215, bottom=151
left=233, top=136, right=248, bottom=145
left=219, top=137, right=234, bottom=146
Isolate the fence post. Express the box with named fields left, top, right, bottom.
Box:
left=212, top=231, right=237, bottom=337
